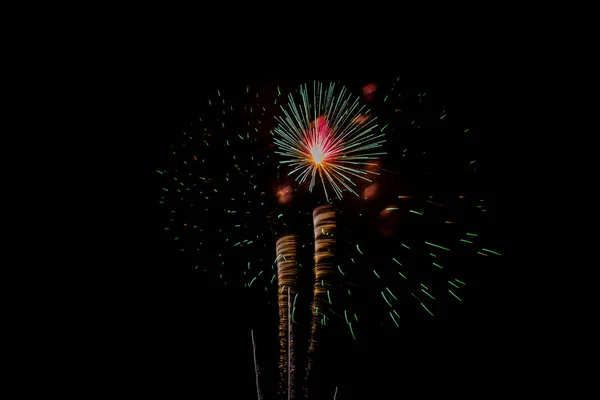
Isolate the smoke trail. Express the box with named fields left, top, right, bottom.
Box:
left=251, top=329, right=263, bottom=400
left=276, top=234, right=299, bottom=399
left=305, top=204, right=336, bottom=397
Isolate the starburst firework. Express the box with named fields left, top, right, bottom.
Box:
left=274, top=82, right=387, bottom=201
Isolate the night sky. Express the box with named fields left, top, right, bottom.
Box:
left=115, top=62, right=513, bottom=399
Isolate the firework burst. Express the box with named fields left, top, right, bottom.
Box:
left=274, top=82, right=387, bottom=201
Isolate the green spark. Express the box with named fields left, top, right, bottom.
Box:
left=392, top=258, right=402, bottom=266
left=425, top=241, right=451, bottom=251
left=449, top=290, right=463, bottom=301
left=373, top=270, right=381, bottom=278
left=421, top=289, right=436, bottom=300
left=433, top=262, right=443, bottom=269
left=466, top=232, right=478, bottom=236
left=344, top=310, right=349, bottom=325
left=381, top=292, right=393, bottom=307
left=409, top=210, right=423, bottom=215
left=348, top=322, right=356, bottom=340
left=460, top=239, right=474, bottom=244
left=456, top=279, right=466, bottom=285
left=448, top=280, right=459, bottom=288
left=156, top=170, right=163, bottom=174
left=337, top=265, right=345, bottom=276
left=386, top=287, right=398, bottom=300
left=482, top=248, right=502, bottom=256
left=421, top=303, right=434, bottom=316
left=390, top=312, right=399, bottom=327
left=356, top=244, right=363, bottom=254
left=398, top=271, right=408, bottom=280
left=402, top=244, right=410, bottom=249
left=327, top=290, right=332, bottom=304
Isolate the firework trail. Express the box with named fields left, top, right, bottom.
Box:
left=305, top=204, right=337, bottom=396
left=274, top=82, right=386, bottom=201
left=251, top=329, right=264, bottom=400
left=276, top=234, right=299, bottom=399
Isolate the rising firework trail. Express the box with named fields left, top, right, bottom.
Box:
left=276, top=234, right=299, bottom=399
left=305, top=204, right=337, bottom=397
left=251, top=329, right=264, bottom=400
left=274, top=82, right=386, bottom=201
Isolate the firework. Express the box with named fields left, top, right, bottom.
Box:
left=305, top=204, right=337, bottom=396
left=274, top=82, right=387, bottom=201
left=251, top=329, right=264, bottom=400
left=276, top=234, right=299, bottom=399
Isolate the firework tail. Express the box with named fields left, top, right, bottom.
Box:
left=251, top=329, right=264, bottom=400
left=276, top=234, right=298, bottom=399
left=305, top=204, right=336, bottom=398
left=288, top=286, right=291, bottom=400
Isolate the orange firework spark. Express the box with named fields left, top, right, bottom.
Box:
left=305, top=204, right=336, bottom=393
left=276, top=234, right=299, bottom=399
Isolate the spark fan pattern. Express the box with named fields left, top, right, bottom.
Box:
left=276, top=234, right=299, bottom=399
left=274, top=82, right=387, bottom=201
left=305, top=204, right=337, bottom=394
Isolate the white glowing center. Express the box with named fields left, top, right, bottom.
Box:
left=310, top=146, right=326, bottom=165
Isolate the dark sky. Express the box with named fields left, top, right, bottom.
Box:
left=110, top=60, right=517, bottom=399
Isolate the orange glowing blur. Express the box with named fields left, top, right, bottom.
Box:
left=363, top=183, right=379, bottom=200
left=276, top=185, right=293, bottom=204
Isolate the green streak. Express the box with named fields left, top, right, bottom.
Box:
left=337, top=265, right=345, bottom=276
left=348, top=322, right=356, bottom=340
left=421, top=303, right=434, bottom=316
left=482, top=248, right=502, bottom=256
left=449, top=290, right=463, bottom=301
left=466, top=232, right=478, bottom=236
left=390, top=312, right=399, bottom=327
left=278, top=214, right=283, bottom=218
left=456, top=279, right=466, bottom=285
left=344, top=309, right=349, bottom=325
left=448, top=281, right=459, bottom=288
left=249, top=277, right=257, bottom=287
left=398, top=271, right=408, bottom=280
left=409, top=210, right=423, bottom=215
left=393, top=310, right=400, bottom=319
left=357, top=244, right=363, bottom=254
left=327, top=290, right=332, bottom=304
left=373, top=270, right=381, bottom=278
left=433, top=262, right=443, bottom=269
left=381, top=291, right=393, bottom=307
left=460, top=239, right=474, bottom=244
left=354, top=313, right=359, bottom=321
left=420, top=283, right=428, bottom=289
left=402, top=244, right=410, bottom=249
left=392, top=258, right=402, bottom=266
left=421, top=289, right=436, bottom=300
left=425, top=241, right=451, bottom=251
left=386, top=287, right=398, bottom=300
left=156, top=170, right=163, bottom=174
